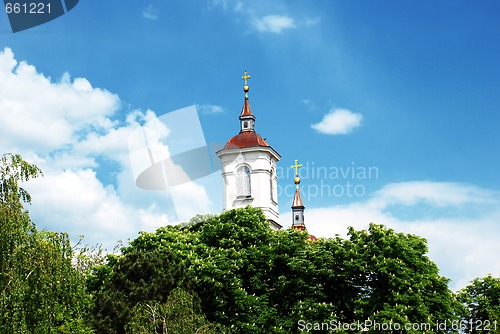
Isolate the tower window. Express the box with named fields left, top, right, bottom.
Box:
left=295, top=214, right=299, bottom=221
left=270, top=168, right=276, bottom=202
left=243, top=121, right=248, bottom=128
left=237, top=166, right=251, bottom=197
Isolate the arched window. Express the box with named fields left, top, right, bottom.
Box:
left=270, top=167, right=277, bottom=202
left=237, top=166, right=251, bottom=197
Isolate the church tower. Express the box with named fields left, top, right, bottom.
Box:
left=216, top=71, right=281, bottom=229
left=290, top=159, right=306, bottom=231
left=290, top=159, right=316, bottom=240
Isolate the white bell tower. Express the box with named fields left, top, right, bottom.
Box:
left=216, top=71, right=281, bottom=229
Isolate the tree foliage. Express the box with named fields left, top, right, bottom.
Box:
left=0, top=153, right=92, bottom=333
left=91, top=206, right=461, bottom=333
left=458, top=275, right=500, bottom=333
left=126, top=288, right=225, bottom=334
left=3, top=154, right=485, bottom=333
left=342, top=224, right=460, bottom=332
left=88, top=242, right=196, bottom=333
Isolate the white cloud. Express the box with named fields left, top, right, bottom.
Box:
left=196, top=104, right=224, bottom=114
left=311, top=108, right=363, bottom=135
left=210, top=2, right=319, bottom=33
left=137, top=204, right=171, bottom=231
left=0, top=47, right=218, bottom=251
left=304, top=17, right=321, bottom=26
left=75, top=109, right=170, bottom=164
left=142, top=5, right=159, bottom=20
left=26, top=169, right=139, bottom=249
left=252, top=15, right=296, bottom=34
left=300, top=98, right=319, bottom=113
left=282, top=181, right=500, bottom=291
left=0, top=48, right=120, bottom=154
left=170, top=181, right=212, bottom=222
left=210, top=0, right=243, bottom=12
left=372, top=181, right=496, bottom=208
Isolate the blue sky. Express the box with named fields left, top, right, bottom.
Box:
left=1, top=0, right=499, bottom=290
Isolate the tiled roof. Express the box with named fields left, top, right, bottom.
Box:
left=223, top=131, right=270, bottom=150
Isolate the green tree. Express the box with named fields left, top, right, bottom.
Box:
left=343, top=224, right=461, bottom=333
left=22, top=231, right=93, bottom=333
left=346, top=224, right=459, bottom=333
left=458, top=275, right=500, bottom=333
left=126, top=287, right=225, bottom=334
left=0, top=153, right=92, bottom=333
left=283, top=236, right=355, bottom=330
left=88, top=241, right=195, bottom=333
left=91, top=207, right=462, bottom=334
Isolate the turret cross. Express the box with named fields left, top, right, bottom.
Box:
left=290, top=159, right=303, bottom=177
left=241, top=71, right=251, bottom=86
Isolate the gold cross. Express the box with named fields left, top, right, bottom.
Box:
left=241, top=71, right=251, bottom=86
left=290, top=159, right=303, bottom=177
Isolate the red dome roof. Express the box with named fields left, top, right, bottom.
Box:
left=223, top=131, right=270, bottom=150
